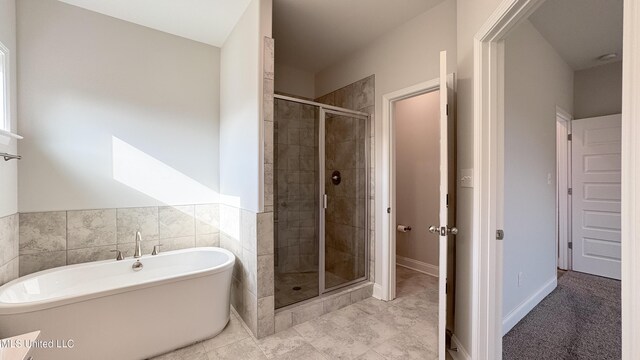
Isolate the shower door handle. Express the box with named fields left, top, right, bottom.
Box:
left=323, top=194, right=328, bottom=209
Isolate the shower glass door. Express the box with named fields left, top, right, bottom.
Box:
left=274, top=95, right=370, bottom=309
left=274, top=98, right=320, bottom=309
left=321, top=109, right=369, bottom=292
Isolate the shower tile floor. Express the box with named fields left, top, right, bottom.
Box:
left=151, top=266, right=439, bottom=360
left=274, top=270, right=350, bottom=309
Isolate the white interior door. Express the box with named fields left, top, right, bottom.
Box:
left=437, top=50, right=451, bottom=360
left=571, top=114, right=622, bottom=280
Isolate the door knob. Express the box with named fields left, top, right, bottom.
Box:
left=428, top=225, right=458, bottom=235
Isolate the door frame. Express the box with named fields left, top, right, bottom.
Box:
left=380, top=76, right=441, bottom=302
left=473, top=0, right=640, bottom=358
left=556, top=106, right=572, bottom=270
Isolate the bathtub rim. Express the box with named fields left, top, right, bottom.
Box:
left=0, top=247, right=235, bottom=316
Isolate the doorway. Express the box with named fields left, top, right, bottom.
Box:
left=381, top=51, right=457, bottom=360
left=473, top=0, right=634, bottom=357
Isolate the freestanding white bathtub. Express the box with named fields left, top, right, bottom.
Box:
left=0, top=247, right=235, bottom=360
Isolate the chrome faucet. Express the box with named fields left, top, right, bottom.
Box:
left=134, top=231, right=142, bottom=258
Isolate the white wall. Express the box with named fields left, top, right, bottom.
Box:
left=17, top=0, right=221, bottom=212
left=274, top=63, right=315, bottom=99
left=219, top=0, right=271, bottom=212
left=503, top=20, right=574, bottom=332
left=395, top=91, right=440, bottom=268
left=0, top=0, right=18, bottom=217
left=574, top=61, right=622, bottom=119
left=314, top=0, right=457, bottom=297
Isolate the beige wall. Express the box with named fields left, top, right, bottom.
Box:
left=274, top=64, right=315, bottom=99
left=17, top=0, right=221, bottom=213
left=574, top=61, right=622, bottom=119
left=0, top=0, right=18, bottom=218
left=395, top=91, right=440, bottom=267
left=314, top=0, right=457, bottom=301
left=503, top=20, right=574, bottom=332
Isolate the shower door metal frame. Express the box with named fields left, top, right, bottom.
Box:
left=319, top=108, right=371, bottom=295
left=273, top=94, right=371, bottom=298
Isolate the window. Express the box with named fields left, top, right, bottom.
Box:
left=0, top=41, right=8, bottom=132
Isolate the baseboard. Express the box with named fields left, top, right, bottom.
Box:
left=372, top=283, right=384, bottom=299
left=396, top=255, right=439, bottom=278
left=502, top=276, right=557, bottom=335
left=449, top=334, right=471, bottom=360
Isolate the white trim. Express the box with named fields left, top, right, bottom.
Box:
left=372, top=283, right=384, bottom=300
left=621, top=1, right=640, bottom=357
left=396, top=255, right=439, bottom=278
left=473, top=0, right=548, bottom=358
left=0, top=41, right=10, bottom=134
left=449, top=334, right=472, bottom=360
left=555, top=107, right=572, bottom=270
left=501, top=276, right=557, bottom=335
left=381, top=77, right=440, bottom=302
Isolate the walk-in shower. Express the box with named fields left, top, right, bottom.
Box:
left=274, top=95, right=370, bottom=309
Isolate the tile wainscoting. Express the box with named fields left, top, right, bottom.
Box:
left=218, top=203, right=275, bottom=339
left=0, top=213, right=19, bottom=286
left=18, top=204, right=220, bottom=276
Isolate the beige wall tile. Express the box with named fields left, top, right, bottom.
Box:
left=241, top=210, right=257, bottom=253
left=257, top=212, right=274, bottom=256
left=291, top=301, right=324, bottom=325
left=159, top=205, right=195, bottom=239
left=241, top=288, right=258, bottom=336
left=196, top=233, right=220, bottom=247
left=117, top=240, right=159, bottom=257
left=274, top=310, right=292, bottom=333
left=116, top=207, right=158, bottom=243
left=19, top=251, right=66, bottom=276
left=67, top=245, right=114, bottom=265
left=0, top=257, right=19, bottom=286
left=19, top=211, right=66, bottom=255
left=264, top=37, right=274, bottom=79
left=161, top=236, right=196, bottom=252
left=257, top=254, right=274, bottom=298
left=323, top=292, right=352, bottom=313
left=67, top=209, right=117, bottom=249
left=0, top=214, right=18, bottom=265
left=257, top=295, right=275, bottom=338
left=243, top=248, right=257, bottom=295
left=195, top=204, right=219, bottom=235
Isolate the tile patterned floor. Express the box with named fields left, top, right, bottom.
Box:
left=152, top=266, right=438, bottom=360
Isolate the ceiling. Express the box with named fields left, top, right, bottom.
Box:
left=57, top=0, right=252, bottom=47
left=273, top=0, right=446, bottom=73
left=528, top=0, right=623, bottom=70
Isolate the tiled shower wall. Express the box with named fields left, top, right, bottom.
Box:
left=0, top=214, right=19, bottom=286
left=316, top=75, right=375, bottom=283
left=17, top=204, right=220, bottom=276
left=274, top=99, right=319, bottom=275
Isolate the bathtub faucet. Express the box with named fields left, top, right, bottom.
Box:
left=134, top=231, right=142, bottom=258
